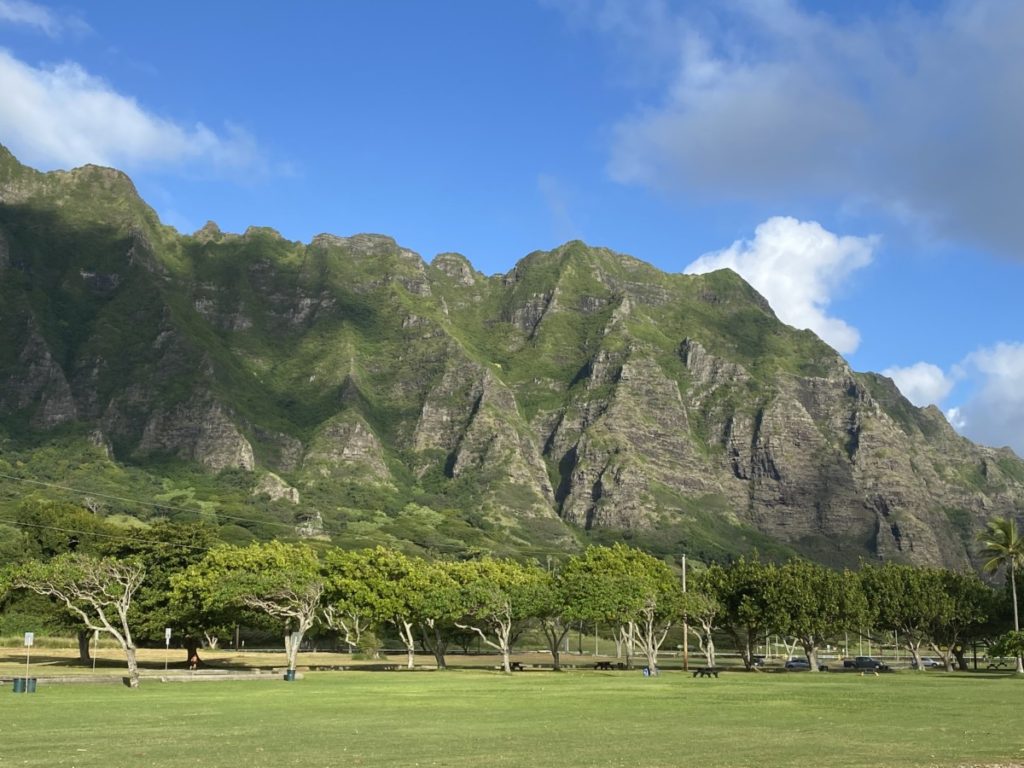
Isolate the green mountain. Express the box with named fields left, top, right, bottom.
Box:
left=1, top=146, right=1021, bottom=566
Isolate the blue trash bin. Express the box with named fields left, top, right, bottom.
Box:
left=283, top=669, right=296, bottom=681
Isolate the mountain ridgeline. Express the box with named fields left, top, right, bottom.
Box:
left=1, top=145, right=1021, bottom=569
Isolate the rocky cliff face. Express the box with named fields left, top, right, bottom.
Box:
left=1, top=146, right=1021, bottom=567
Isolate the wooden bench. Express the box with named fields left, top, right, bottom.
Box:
left=693, top=667, right=719, bottom=678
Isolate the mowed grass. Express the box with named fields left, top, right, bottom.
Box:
left=0, top=669, right=1022, bottom=768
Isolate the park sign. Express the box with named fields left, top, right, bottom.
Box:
left=23, top=632, right=33, bottom=647
left=165, top=627, right=172, bottom=646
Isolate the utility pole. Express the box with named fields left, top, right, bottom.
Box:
left=681, top=555, right=689, bottom=672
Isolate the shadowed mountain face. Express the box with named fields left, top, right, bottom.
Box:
left=1, top=145, right=1021, bottom=567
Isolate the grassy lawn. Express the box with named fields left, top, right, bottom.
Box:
left=1, top=661, right=1023, bottom=768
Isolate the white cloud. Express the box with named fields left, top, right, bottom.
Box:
left=0, top=49, right=265, bottom=174
left=684, top=216, right=876, bottom=354
left=0, top=0, right=56, bottom=34
left=565, top=0, right=1024, bottom=258
left=0, top=0, right=89, bottom=37
left=882, top=362, right=956, bottom=407
left=950, top=343, right=1024, bottom=456
left=945, top=406, right=965, bottom=430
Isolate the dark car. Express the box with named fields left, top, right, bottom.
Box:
left=849, top=656, right=889, bottom=671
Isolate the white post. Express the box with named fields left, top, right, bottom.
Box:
left=24, top=632, right=33, bottom=693
left=681, top=555, right=689, bottom=671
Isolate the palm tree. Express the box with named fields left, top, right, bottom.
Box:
left=979, top=516, right=1024, bottom=674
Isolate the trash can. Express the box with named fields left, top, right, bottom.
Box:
left=283, top=669, right=296, bottom=681
left=12, top=678, right=36, bottom=693
left=12, top=678, right=24, bottom=693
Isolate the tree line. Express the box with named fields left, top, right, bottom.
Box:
left=1, top=501, right=1022, bottom=688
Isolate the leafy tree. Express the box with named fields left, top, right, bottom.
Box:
left=679, top=585, right=723, bottom=668
left=13, top=553, right=145, bottom=687
left=979, top=516, right=1024, bottom=673
left=13, top=498, right=120, bottom=559
left=450, top=557, right=547, bottom=673
left=860, top=563, right=948, bottom=669
left=988, top=630, right=1024, bottom=662
left=321, top=548, right=382, bottom=654
left=0, top=522, right=33, bottom=567
left=770, top=559, right=867, bottom=671
left=702, top=558, right=778, bottom=670
left=534, top=568, right=573, bottom=670
left=413, top=559, right=462, bottom=670
left=106, top=522, right=223, bottom=666
left=928, top=569, right=992, bottom=671
left=334, top=547, right=431, bottom=670
left=9, top=498, right=123, bottom=663
left=560, top=545, right=683, bottom=674
left=173, top=541, right=323, bottom=673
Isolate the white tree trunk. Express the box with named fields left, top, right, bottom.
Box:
left=396, top=619, right=417, bottom=670
left=1012, top=570, right=1024, bottom=674
left=689, top=621, right=716, bottom=668
left=124, top=645, right=140, bottom=688
left=454, top=619, right=513, bottom=673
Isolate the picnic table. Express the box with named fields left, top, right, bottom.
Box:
left=593, top=661, right=625, bottom=670
left=693, top=667, right=720, bottom=678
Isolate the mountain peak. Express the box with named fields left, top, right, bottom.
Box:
left=2, top=151, right=1022, bottom=569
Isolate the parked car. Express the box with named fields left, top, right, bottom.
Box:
left=785, top=657, right=811, bottom=670
left=911, top=656, right=941, bottom=669
left=848, top=656, right=889, bottom=671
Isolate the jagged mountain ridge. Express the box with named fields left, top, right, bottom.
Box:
left=1, top=145, right=1022, bottom=568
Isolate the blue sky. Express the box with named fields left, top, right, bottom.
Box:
left=0, top=0, right=1021, bottom=454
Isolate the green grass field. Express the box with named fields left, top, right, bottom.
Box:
left=1, top=664, right=1023, bottom=767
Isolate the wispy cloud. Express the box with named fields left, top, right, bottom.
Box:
left=881, top=362, right=956, bottom=407
left=685, top=216, right=876, bottom=355
left=0, top=0, right=89, bottom=38
left=886, top=344, right=1024, bottom=456
left=559, top=0, right=1024, bottom=259
left=0, top=48, right=268, bottom=176
left=950, top=343, right=1024, bottom=456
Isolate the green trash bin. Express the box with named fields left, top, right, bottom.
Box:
left=12, top=678, right=35, bottom=693
left=12, top=678, right=24, bottom=693
left=283, top=669, right=296, bottom=681
left=26, top=678, right=36, bottom=693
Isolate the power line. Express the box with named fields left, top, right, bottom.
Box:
left=0, top=471, right=301, bottom=532
left=0, top=471, right=681, bottom=561
left=0, top=516, right=213, bottom=553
